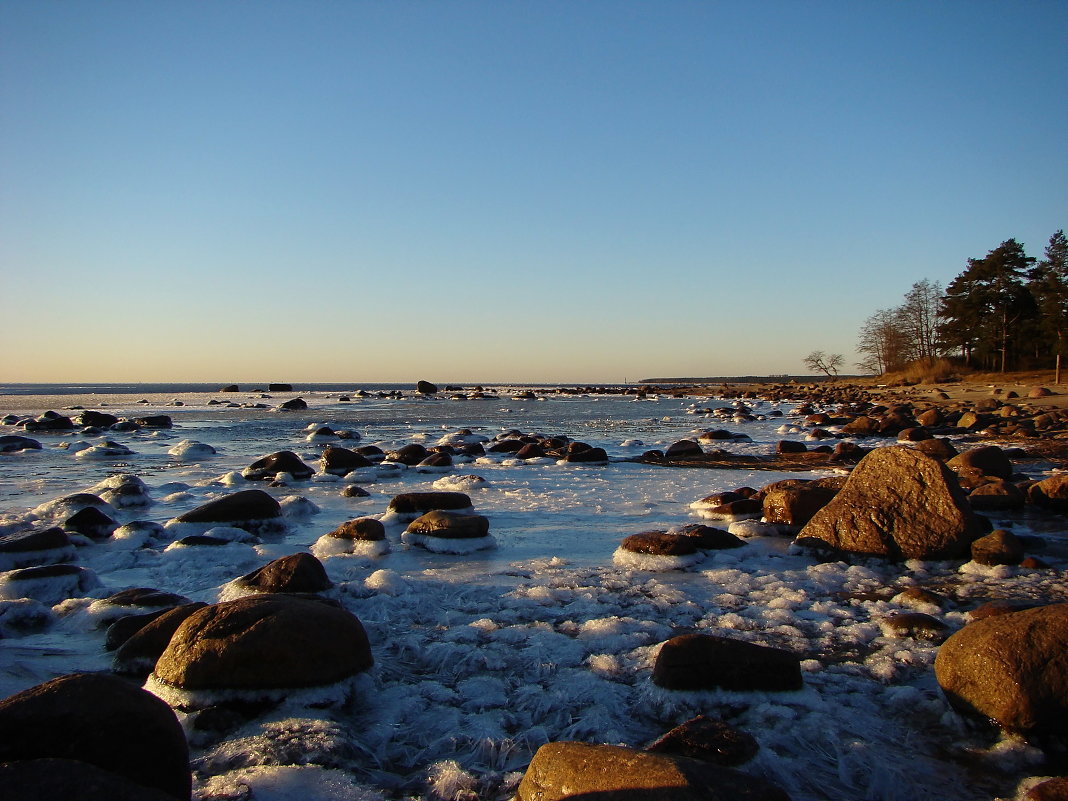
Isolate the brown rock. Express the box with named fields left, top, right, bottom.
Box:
left=665, top=440, right=704, bottom=459
left=1028, top=474, right=1068, bottom=511
left=620, top=531, right=700, bottom=556
left=947, top=445, right=1013, bottom=480
left=913, top=437, right=958, bottom=460
left=795, top=446, right=985, bottom=560
left=967, top=479, right=1025, bottom=510
left=646, top=715, right=759, bottom=767
left=652, top=634, right=802, bottom=692
left=761, top=481, right=839, bottom=527
left=232, top=552, right=333, bottom=594
left=405, top=510, right=489, bottom=539
left=1026, top=777, right=1068, bottom=801
left=516, top=741, right=791, bottom=801
left=387, top=491, right=472, bottom=515
left=242, top=450, right=313, bottom=480
left=969, top=529, right=1025, bottom=565
left=113, top=602, right=208, bottom=675
left=326, top=517, right=385, bottom=541
left=0, top=673, right=190, bottom=799
left=153, top=595, right=372, bottom=693
left=934, top=603, right=1068, bottom=733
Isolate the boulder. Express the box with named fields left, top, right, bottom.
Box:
left=564, top=445, right=609, bottom=464
left=0, top=435, right=42, bottom=452
left=132, top=415, right=172, bottom=429
left=1028, top=386, right=1054, bottom=398
left=340, top=484, right=371, bottom=498
left=0, top=527, right=75, bottom=571
left=946, top=445, right=1013, bottom=480
left=227, top=552, right=333, bottom=596
left=1027, top=474, right=1068, bottom=511
left=277, top=397, right=307, bottom=411
left=673, top=524, right=745, bottom=550
left=63, top=506, right=117, bottom=540
left=326, top=518, right=386, bottom=541
left=967, top=479, right=1025, bottom=511
left=268, top=383, right=293, bottom=392
left=0, top=672, right=190, bottom=800
left=760, top=480, right=840, bottom=527
left=416, top=380, right=439, bottom=394
left=405, top=510, right=489, bottom=539
left=645, top=715, right=759, bottom=767
left=776, top=440, right=807, bottom=454
left=386, top=491, right=473, bottom=518
left=319, top=446, right=374, bottom=476
left=652, top=634, right=802, bottom=692
left=243, top=451, right=314, bottom=480
left=795, top=446, right=985, bottom=560
left=0, top=564, right=102, bottom=604
left=150, top=595, right=373, bottom=700
left=841, top=416, right=879, bottom=436
left=620, top=531, right=700, bottom=557
left=969, top=529, right=1025, bottom=566
left=0, top=758, right=181, bottom=801
left=112, top=602, right=209, bottom=674
left=935, top=603, right=1068, bottom=733
left=665, top=440, right=704, bottom=459
left=385, top=443, right=429, bottom=465
left=516, top=741, right=791, bottom=801
left=171, top=489, right=284, bottom=534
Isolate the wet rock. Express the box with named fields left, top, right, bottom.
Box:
left=227, top=552, right=333, bottom=596
left=0, top=564, right=102, bottom=604
left=23, top=412, right=75, bottom=432
left=171, top=489, right=284, bottom=535
left=646, top=715, right=760, bottom=767
left=935, top=603, right=1068, bottom=733
left=112, top=602, right=209, bottom=675
left=776, top=440, right=807, bottom=454
left=795, top=446, right=985, bottom=560
left=947, top=445, right=1013, bottom=480
left=517, top=741, right=791, bottom=801
left=564, top=445, right=609, bottom=464
left=652, top=633, right=802, bottom=692
left=760, top=479, right=840, bottom=527
left=405, top=510, right=489, bottom=539
left=674, top=524, right=745, bottom=550
left=0, top=527, right=75, bottom=571
left=319, top=446, right=373, bottom=476
left=665, top=440, right=703, bottom=459
left=879, top=612, right=949, bottom=640
left=620, top=531, right=701, bottom=557
left=0, top=672, right=190, bottom=800
left=913, top=437, right=958, bottom=460
left=970, top=529, right=1025, bottom=566
left=150, top=595, right=373, bottom=703
left=277, top=398, right=307, bottom=411
left=0, top=435, right=42, bottom=452
left=1027, top=474, right=1068, bottom=511
left=967, top=479, right=1025, bottom=510
left=386, top=491, right=473, bottom=519
left=243, top=451, right=314, bottom=481
left=132, top=415, right=172, bottom=429
left=386, top=443, right=429, bottom=465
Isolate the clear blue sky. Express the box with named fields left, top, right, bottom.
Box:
left=2, top=1, right=1066, bottom=383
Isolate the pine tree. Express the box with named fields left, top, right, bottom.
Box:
left=1027, top=230, right=1068, bottom=366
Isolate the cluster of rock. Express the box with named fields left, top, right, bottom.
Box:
left=2, top=410, right=173, bottom=436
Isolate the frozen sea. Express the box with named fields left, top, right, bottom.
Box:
left=1, top=385, right=1066, bottom=801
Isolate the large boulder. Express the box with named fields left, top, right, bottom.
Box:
left=652, top=634, right=802, bottom=692
left=416, top=380, right=439, bottom=394
left=946, top=445, right=1013, bottom=480
left=150, top=595, right=373, bottom=702
left=516, top=741, right=791, bottom=801
left=795, top=446, right=985, bottom=560
left=935, top=603, right=1068, bottom=733
left=0, top=672, right=190, bottom=800
left=112, top=602, right=209, bottom=675
left=170, top=489, right=284, bottom=535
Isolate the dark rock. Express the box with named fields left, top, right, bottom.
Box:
left=1026, top=777, right=1068, bottom=801
left=620, top=531, right=700, bottom=557
left=967, top=480, right=1025, bottom=510
left=62, top=506, right=117, bottom=539
left=319, top=446, right=374, bottom=476
left=880, top=612, right=949, bottom=640
left=172, top=489, right=284, bottom=530
left=113, top=602, right=209, bottom=675
left=326, top=518, right=386, bottom=541
left=0, top=435, right=43, bottom=452
left=385, top=443, right=429, bottom=465
left=405, top=510, right=490, bottom=539
left=268, top=384, right=293, bottom=392
left=152, top=595, right=373, bottom=695
left=277, top=398, right=307, bottom=411
left=176, top=535, right=229, bottom=546
left=674, top=524, right=745, bottom=550
left=1027, top=474, right=1068, bottom=511
left=340, top=484, right=371, bottom=498
left=947, top=445, right=1013, bottom=480
left=970, top=529, right=1025, bottom=565
left=564, top=445, right=609, bottom=464
left=242, top=451, right=314, bottom=480
left=0, top=672, right=190, bottom=800
left=105, top=608, right=173, bottom=652
left=75, top=410, right=120, bottom=428
left=387, top=491, right=472, bottom=516
left=220, top=385, right=240, bottom=392
left=132, top=415, right=172, bottom=429
left=646, top=715, right=760, bottom=767
left=665, top=440, right=704, bottom=459
left=416, top=380, right=439, bottom=394
left=652, top=634, right=802, bottom=692
left=231, top=553, right=333, bottom=595
left=935, top=603, right=1068, bottom=733
left=968, top=600, right=1040, bottom=622
left=776, top=440, right=807, bottom=454
left=913, top=437, right=958, bottom=460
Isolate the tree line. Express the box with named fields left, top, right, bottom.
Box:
left=855, top=230, right=1067, bottom=374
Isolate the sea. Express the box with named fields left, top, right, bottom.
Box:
left=0, top=384, right=1064, bottom=801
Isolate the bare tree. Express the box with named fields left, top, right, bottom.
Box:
left=803, top=350, right=843, bottom=380
left=856, top=308, right=911, bottom=374
left=898, top=279, right=943, bottom=361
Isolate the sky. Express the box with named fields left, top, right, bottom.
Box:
left=2, top=1, right=1066, bottom=384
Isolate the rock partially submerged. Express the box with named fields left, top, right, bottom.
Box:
left=167, top=489, right=286, bottom=537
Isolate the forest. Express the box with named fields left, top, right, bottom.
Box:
left=856, top=230, right=1068, bottom=375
